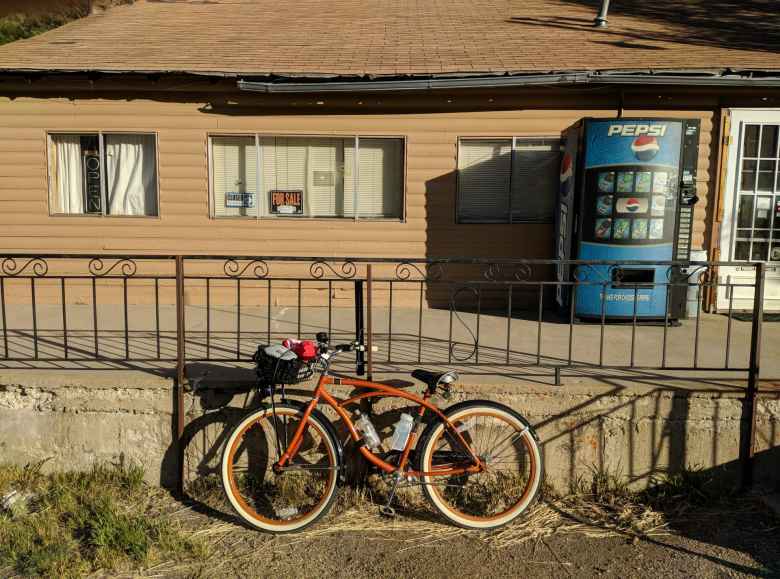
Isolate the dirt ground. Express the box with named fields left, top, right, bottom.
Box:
left=157, top=489, right=780, bottom=579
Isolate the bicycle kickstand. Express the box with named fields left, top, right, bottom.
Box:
left=379, top=472, right=403, bottom=518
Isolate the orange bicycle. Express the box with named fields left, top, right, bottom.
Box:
left=221, top=333, right=543, bottom=533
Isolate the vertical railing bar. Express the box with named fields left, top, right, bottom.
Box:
left=92, top=277, right=99, bottom=359
left=630, top=286, right=638, bottom=368
left=123, top=277, right=129, bottom=360
left=327, top=280, right=333, bottom=341
left=662, top=278, right=671, bottom=368
left=0, top=277, right=7, bottom=358
left=60, top=277, right=68, bottom=360
left=297, top=279, right=302, bottom=339
left=725, top=277, right=734, bottom=369
left=505, top=284, right=512, bottom=365
left=417, top=281, right=423, bottom=363
left=693, top=282, right=702, bottom=369
left=155, top=278, right=161, bottom=360
left=536, top=284, right=543, bottom=365
left=267, top=279, right=272, bottom=344
left=236, top=278, right=241, bottom=359
left=599, top=281, right=606, bottom=367
left=205, top=278, right=210, bottom=360
left=741, top=262, right=765, bottom=489
left=475, top=286, right=481, bottom=365
left=567, top=284, right=576, bottom=366
left=387, top=280, right=393, bottom=363
left=447, top=283, right=453, bottom=364
left=174, top=255, right=186, bottom=496
left=31, top=277, right=38, bottom=360
left=366, top=264, right=373, bottom=381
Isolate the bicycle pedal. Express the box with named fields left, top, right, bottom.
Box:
left=379, top=505, right=396, bottom=518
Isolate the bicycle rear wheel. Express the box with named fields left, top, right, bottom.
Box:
left=221, top=403, right=340, bottom=533
left=417, top=400, right=543, bottom=529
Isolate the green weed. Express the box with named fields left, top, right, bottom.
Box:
left=0, top=461, right=205, bottom=578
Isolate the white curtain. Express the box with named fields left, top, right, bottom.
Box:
left=105, top=134, right=157, bottom=216
left=52, top=135, right=84, bottom=214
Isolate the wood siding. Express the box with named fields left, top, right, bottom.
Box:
left=0, top=92, right=717, bottom=259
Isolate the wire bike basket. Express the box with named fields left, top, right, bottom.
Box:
left=253, top=344, right=314, bottom=385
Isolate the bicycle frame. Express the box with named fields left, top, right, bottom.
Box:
left=275, top=373, right=485, bottom=478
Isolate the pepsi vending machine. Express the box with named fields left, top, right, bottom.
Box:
left=555, top=118, right=700, bottom=321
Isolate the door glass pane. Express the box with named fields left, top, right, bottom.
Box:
left=775, top=196, right=780, bottom=229
left=743, top=124, right=760, bottom=157
left=752, top=241, right=769, bottom=261
left=755, top=196, right=772, bottom=228
left=737, top=228, right=752, bottom=240
left=737, top=196, right=754, bottom=228
left=734, top=241, right=751, bottom=260
left=754, top=229, right=771, bottom=240
left=760, top=125, right=779, bottom=158
left=758, top=160, right=776, bottom=191
left=771, top=242, right=780, bottom=261
left=740, top=159, right=757, bottom=191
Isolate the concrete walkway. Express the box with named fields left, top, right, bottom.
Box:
left=0, top=304, right=777, bottom=383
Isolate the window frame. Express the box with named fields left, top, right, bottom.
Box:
left=456, top=135, right=562, bottom=225
left=207, top=132, right=407, bottom=222
left=46, top=130, right=161, bottom=219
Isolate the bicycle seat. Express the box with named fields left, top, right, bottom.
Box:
left=411, top=369, right=458, bottom=389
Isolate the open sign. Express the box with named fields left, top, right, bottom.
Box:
left=270, top=189, right=304, bottom=215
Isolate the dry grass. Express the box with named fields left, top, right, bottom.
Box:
left=176, top=469, right=672, bottom=559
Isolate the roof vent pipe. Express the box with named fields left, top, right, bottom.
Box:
left=593, top=0, right=610, bottom=27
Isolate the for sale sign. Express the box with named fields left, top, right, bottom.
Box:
left=270, top=189, right=304, bottom=215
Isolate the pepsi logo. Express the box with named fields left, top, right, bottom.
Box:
left=625, top=198, right=641, bottom=212
left=631, top=136, right=660, bottom=161
left=559, top=153, right=573, bottom=198
left=560, top=153, right=573, bottom=181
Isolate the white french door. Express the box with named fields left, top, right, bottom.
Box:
left=718, top=109, right=780, bottom=312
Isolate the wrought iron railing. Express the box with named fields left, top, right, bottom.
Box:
left=0, top=254, right=766, bottom=377
left=0, top=253, right=769, bottom=487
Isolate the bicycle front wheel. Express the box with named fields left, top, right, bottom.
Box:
left=417, top=401, right=543, bottom=530
left=221, top=403, right=340, bottom=533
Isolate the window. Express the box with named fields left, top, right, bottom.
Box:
left=209, top=135, right=404, bottom=219
left=48, top=133, right=158, bottom=216
left=457, top=137, right=562, bottom=223
left=734, top=123, right=780, bottom=262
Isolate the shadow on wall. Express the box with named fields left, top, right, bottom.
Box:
left=423, top=148, right=558, bottom=312
left=509, top=0, right=780, bottom=54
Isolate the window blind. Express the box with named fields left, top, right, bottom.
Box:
left=216, top=135, right=402, bottom=219
left=458, top=139, right=512, bottom=222
left=212, top=136, right=257, bottom=217
left=511, top=139, right=561, bottom=223
left=356, top=138, right=403, bottom=218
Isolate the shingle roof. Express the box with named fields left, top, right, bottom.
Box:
left=0, top=0, right=779, bottom=79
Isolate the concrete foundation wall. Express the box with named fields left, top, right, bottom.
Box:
left=0, top=370, right=778, bottom=492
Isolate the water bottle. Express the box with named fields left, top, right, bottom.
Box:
left=354, top=411, right=382, bottom=450
left=390, top=413, right=414, bottom=452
